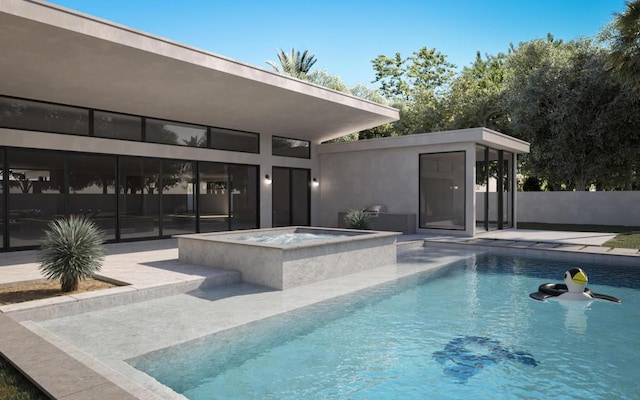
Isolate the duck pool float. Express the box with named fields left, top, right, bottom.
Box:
left=529, top=268, right=620, bottom=302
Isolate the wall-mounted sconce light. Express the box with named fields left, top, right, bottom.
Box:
left=265, top=174, right=272, bottom=185
left=312, top=178, right=319, bottom=187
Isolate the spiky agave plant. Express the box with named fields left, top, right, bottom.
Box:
left=343, top=209, right=372, bottom=230
left=38, top=215, right=105, bottom=292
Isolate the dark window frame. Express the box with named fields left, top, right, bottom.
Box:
left=271, top=166, right=311, bottom=227
left=0, top=94, right=261, bottom=153
left=418, top=150, right=467, bottom=231
left=272, top=136, right=311, bottom=159
left=0, top=95, right=90, bottom=136
left=0, top=145, right=260, bottom=251
left=209, top=126, right=260, bottom=154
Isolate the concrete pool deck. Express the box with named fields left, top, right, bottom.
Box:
left=0, top=230, right=638, bottom=399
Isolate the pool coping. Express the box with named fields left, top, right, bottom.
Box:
left=422, top=237, right=640, bottom=266
left=1, top=236, right=638, bottom=399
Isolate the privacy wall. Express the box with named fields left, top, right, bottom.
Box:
left=517, top=191, right=640, bottom=227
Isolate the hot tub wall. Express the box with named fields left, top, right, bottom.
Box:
left=178, top=238, right=285, bottom=289
left=281, top=235, right=397, bottom=289
left=177, top=227, right=399, bottom=290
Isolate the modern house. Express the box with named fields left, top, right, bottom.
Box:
left=0, top=0, right=528, bottom=252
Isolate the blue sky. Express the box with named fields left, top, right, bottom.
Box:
left=50, top=0, right=626, bottom=87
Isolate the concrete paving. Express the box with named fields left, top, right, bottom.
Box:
left=0, top=230, right=638, bottom=399
left=477, top=229, right=617, bottom=246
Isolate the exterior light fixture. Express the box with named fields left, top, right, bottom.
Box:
left=312, top=178, right=319, bottom=187
left=265, top=174, right=272, bottom=184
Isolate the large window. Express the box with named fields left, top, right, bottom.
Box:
left=119, top=157, right=160, bottom=239
left=199, top=162, right=230, bottom=232
left=1, top=96, right=261, bottom=154
left=0, top=146, right=260, bottom=250
left=68, top=153, right=117, bottom=241
left=146, top=119, right=207, bottom=147
left=94, top=111, right=142, bottom=141
left=197, top=162, right=259, bottom=232
left=0, top=149, right=4, bottom=249
left=0, top=97, right=89, bottom=135
left=419, top=151, right=466, bottom=230
left=8, top=149, right=66, bottom=247
left=272, top=136, right=310, bottom=159
left=210, top=127, right=259, bottom=153
left=161, top=160, right=196, bottom=236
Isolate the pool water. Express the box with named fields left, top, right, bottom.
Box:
left=128, top=252, right=640, bottom=399
left=235, top=232, right=348, bottom=245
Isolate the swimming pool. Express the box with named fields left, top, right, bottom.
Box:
left=128, top=251, right=640, bottom=399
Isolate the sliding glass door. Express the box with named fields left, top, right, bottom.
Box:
left=272, top=167, right=310, bottom=227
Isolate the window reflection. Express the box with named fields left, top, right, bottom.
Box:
left=199, top=162, right=229, bottom=232
left=0, top=149, right=4, bottom=249
left=210, top=127, right=259, bottom=153
left=229, top=165, right=258, bottom=230
left=119, top=157, right=160, bottom=239
left=146, top=119, right=207, bottom=147
left=0, top=97, right=88, bottom=135
left=94, top=111, right=142, bottom=141
left=272, top=136, right=310, bottom=159
left=1, top=147, right=260, bottom=249
left=162, top=160, right=196, bottom=236
left=8, top=149, right=65, bottom=247
left=68, top=154, right=117, bottom=240
left=419, top=151, right=466, bottom=230
left=272, top=167, right=309, bottom=227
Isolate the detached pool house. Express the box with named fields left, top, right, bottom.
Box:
left=318, top=128, right=529, bottom=236
left=0, top=0, right=528, bottom=252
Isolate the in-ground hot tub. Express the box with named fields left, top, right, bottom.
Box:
left=177, top=227, right=400, bottom=290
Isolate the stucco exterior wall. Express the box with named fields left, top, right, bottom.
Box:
left=517, top=191, right=640, bottom=226
left=318, top=141, right=476, bottom=235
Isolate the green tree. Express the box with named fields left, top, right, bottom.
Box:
left=306, top=69, right=350, bottom=93
left=443, top=52, right=510, bottom=132
left=504, top=36, right=639, bottom=190
left=606, top=0, right=640, bottom=89
left=371, top=46, right=456, bottom=135
left=266, top=48, right=317, bottom=79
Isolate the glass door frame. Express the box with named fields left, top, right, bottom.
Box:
left=476, top=146, right=513, bottom=232
left=271, top=166, right=311, bottom=227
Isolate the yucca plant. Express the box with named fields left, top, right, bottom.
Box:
left=343, top=209, right=372, bottom=230
left=38, top=215, right=105, bottom=292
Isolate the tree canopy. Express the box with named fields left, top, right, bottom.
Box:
left=271, top=1, right=639, bottom=190
left=606, top=0, right=640, bottom=90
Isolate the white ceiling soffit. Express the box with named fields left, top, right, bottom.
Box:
left=0, top=0, right=398, bottom=143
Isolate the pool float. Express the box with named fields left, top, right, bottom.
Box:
left=529, top=267, right=620, bottom=302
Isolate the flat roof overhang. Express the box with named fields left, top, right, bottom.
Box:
left=0, top=0, right=398, bottom=143
left=318, top=127, right=531, bottom=154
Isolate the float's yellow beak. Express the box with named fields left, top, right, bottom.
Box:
left=572, top=270, right=588, bottom=285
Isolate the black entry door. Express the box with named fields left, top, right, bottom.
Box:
left=272, top=167, right=310, bottom=227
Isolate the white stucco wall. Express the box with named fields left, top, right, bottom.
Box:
left=517, top=191, right=640, bottom=226
left=318, top=140, right=476, bottom=235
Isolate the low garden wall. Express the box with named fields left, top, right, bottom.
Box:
left=517, top=191, right=640, bottom=227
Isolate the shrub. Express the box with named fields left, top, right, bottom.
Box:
left=38, top=215, right=105, bottom=292
left=343, top=209, right=372, bottom=230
